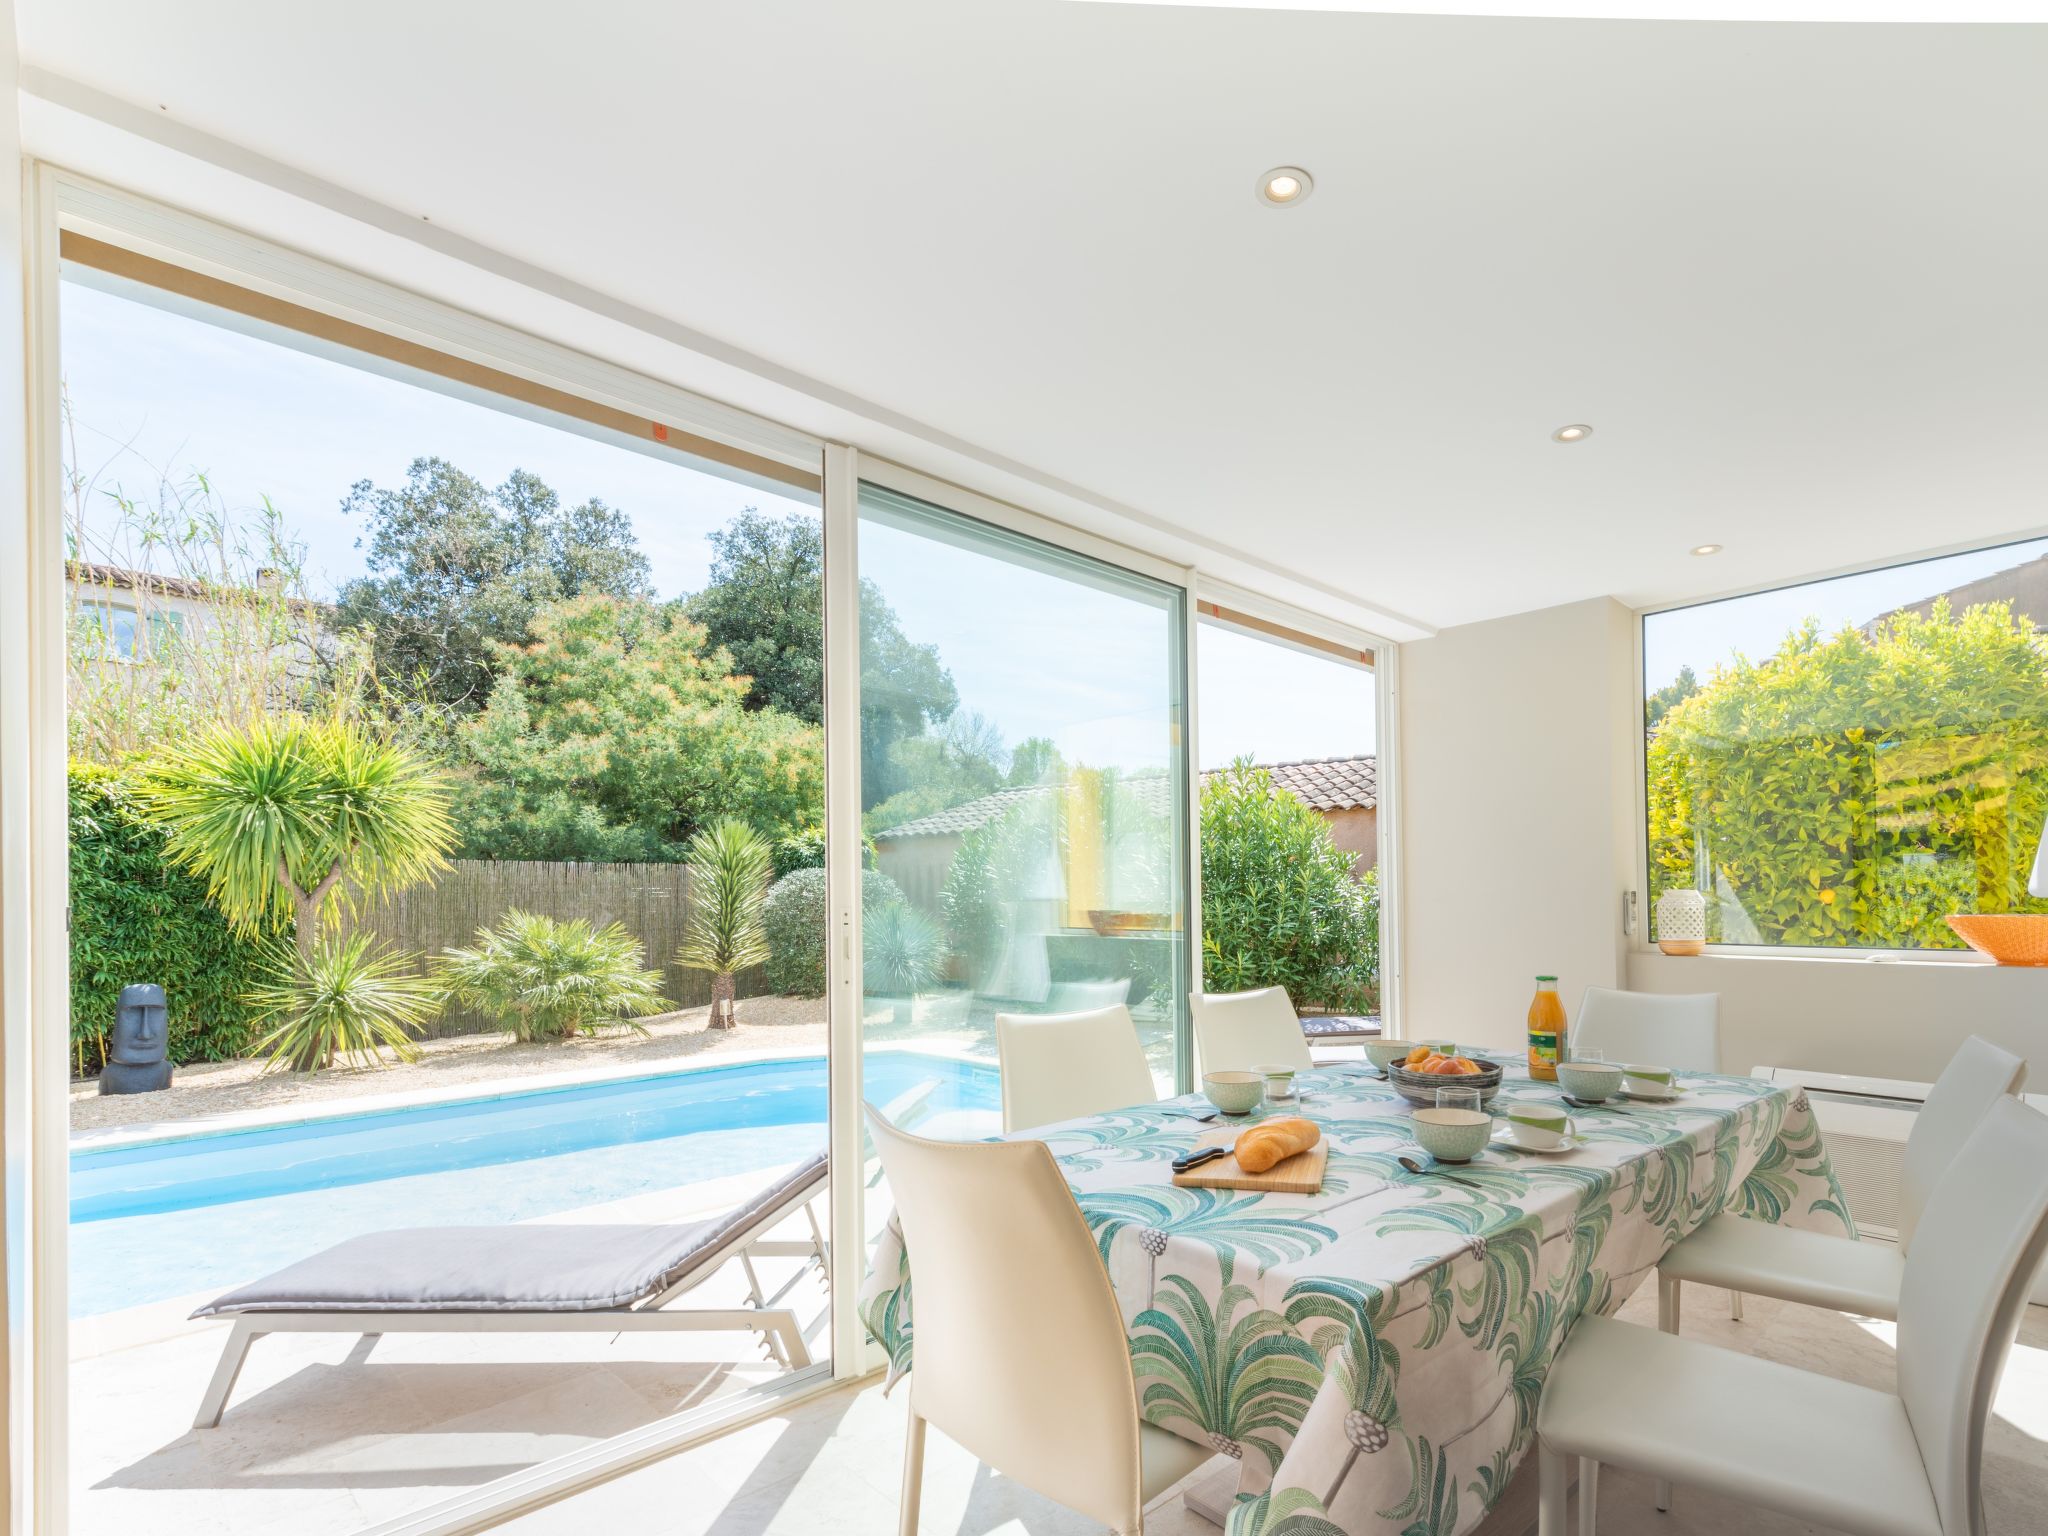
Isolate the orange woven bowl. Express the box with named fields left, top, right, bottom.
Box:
left=1945, top=914, right=2048, bottom=966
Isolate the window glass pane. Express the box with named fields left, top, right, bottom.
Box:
left=1196, top=619, right=1380, bottom=1021
left=858, top=483, right=1190, bottom=1143
left=63, top=263, right=829, bottom=1533
left=1643, top=537, right=2048, bottom=950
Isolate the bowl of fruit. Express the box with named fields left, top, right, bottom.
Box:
left=1388, top=1045, right=1504, bottom=1107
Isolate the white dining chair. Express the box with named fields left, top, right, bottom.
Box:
left=864, top=1104, right=1213, bottom=1536
left=995, top=1004, right=1158, bottom=1133
left=1190, top=986, right=1312, bottom=1076
left=1569, top=986, right=1720, bottom=1072
left=1648, top=1033, right=2028, bottom=1511
left=1536, top=1093, right=2048, bottom=1536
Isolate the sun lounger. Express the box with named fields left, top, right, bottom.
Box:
left=188, top=1151, right=827, bottom=1429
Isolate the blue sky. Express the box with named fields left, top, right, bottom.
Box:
left=1643, top=538, right=2048, bottom=695
left=61, top=277, right=1375, bottom=771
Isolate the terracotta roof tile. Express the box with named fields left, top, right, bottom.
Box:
left=873, top=754, right=1375, bottom=840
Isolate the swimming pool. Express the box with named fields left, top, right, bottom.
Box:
left=70, top=1051, right=998, bottom=1317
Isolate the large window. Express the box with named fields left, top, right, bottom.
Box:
left=62, top=245, right=832, bottom=1536
left=1643, top=536, right=2048, bottom=952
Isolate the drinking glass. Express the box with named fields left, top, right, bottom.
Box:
left=1572, top=1047, right=1605, bottom=1066
left=1435, top=1085, right=1482, bottom=1115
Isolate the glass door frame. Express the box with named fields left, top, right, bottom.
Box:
left=820, top=453, right=1202, bottom=1376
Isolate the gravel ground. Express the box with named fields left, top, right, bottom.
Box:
left=70, top=994, right=829, bottom=1135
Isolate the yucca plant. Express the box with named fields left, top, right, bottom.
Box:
left=439, top=910, right=668, bottom=1042
left=245, top=933, right=441, bottom=1073
left=139, top=713, right=456, bottom=965
left=676, top=819, right=773, bottom=1029
left=864, top=901, right=946, bottom=1026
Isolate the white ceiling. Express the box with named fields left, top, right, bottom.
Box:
left=17, top=2, right=2048, bottom=634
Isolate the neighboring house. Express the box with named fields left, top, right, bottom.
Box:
left=872, top=753, right=1377, bottom=914
left=65, top=561, right=332, bottom=717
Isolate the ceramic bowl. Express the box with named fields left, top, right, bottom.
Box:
left=1557, top=1061, right=1622, bottom=1102
left=1365, top=1039, right=1418, bottom=1073
left=1388, top=1059, right=1504, bottom=1108
left=1413, top=1107, right=1494, bottom=1163
left=1203, top=1071, right=1265, bottom=1116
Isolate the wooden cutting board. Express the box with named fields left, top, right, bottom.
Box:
left=1171, top=1128, right=1328, bottom=1194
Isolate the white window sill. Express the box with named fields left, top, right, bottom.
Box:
left=1633, top=944, right=2002, bottom=969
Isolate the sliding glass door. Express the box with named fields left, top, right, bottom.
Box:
left=853, top=480, right=1191, bottom=1150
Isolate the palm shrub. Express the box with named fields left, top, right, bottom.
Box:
left=245, top=932, right=442, bottom=1073
left=678, top=818, right=773, bottom=1029
left=762, top=867, right=906, bottom=994
left=864, top=902, right=946, bottom=1025
left=439, top=910, right=668, bottom=1041
left=1200, top=758, right=1377, bottom=1013
left=139, top=713, right=456, bottom=1069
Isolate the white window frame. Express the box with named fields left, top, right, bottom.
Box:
left=13, top=161, right=1407, bottom=1534
left=1630, top=535, right=2048, bottom=966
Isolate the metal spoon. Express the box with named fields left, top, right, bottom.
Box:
left=1561, top=1095, right=1623, bottom=1110
left=1396, top=1153, right=1487, bottom=1191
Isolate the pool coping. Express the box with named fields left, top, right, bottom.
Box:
left=69, top=1040, right=993, bottom=1154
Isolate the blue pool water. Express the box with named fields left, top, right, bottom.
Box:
left=70, top=1051, right=997, bottom=1317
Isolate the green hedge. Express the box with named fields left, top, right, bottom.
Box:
left=69, top=761, right=273, bottom=1073
left=1648, top=601, right=2048, bottom=948
left=761, top=867, right=905, bottom=995
left=1200, top=760, right=1379, bottom=1012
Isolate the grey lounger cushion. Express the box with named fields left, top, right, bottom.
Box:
left=194, top=1151, right=825, bottom=1318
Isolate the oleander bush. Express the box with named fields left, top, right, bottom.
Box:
left=1647, top=600, right=2048, bottom=948
left=68, top=760, right=272, bottom=1074
left=1199, top=759, right=1378, bottom=1013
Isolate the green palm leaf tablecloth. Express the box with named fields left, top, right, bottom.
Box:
left=858, top=1058, right=1851, bottom=1536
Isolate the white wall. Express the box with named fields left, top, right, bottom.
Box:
left=1395, top=591, right=2048, bottom=1086
left=1397, top=596, right=1637, bottom=1053
left=3, top=0, right=27, bottom=1521
left=1630, top=949, right=2047, bottom=1087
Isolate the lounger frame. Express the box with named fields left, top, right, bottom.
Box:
left=194, top=1176, right=829, bottom=1429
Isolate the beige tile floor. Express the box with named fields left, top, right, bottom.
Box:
left=496, top=1287, right=2048, bottom=1536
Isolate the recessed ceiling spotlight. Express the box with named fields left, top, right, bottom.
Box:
left=1257, top=167, right=1313, bottom=207
left=1551, top=423, right=1593, bottom=443
left=1691, top=543, right=1723, bottom=557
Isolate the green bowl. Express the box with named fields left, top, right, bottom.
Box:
left=1365, top=1039, right=1418, bottom=1072
left=1557, top=1061, right=1622, bottom=1102
left=1413, top=1108, right=1493, bottom=1164
left=1203, top=1071, right=1265, bottom=1116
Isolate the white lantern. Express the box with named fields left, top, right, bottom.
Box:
left=1655, top=888, right=1708, bottom=956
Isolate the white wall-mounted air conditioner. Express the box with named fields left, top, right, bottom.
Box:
left=1751, top=1063, right=2048, bottom=1306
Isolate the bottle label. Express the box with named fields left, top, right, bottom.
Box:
left=1527, top=1031, right=1559, bottom=1062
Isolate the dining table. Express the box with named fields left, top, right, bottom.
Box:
left=857, top=1054, right=1853, bottom=1536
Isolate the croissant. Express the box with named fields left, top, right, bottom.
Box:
left=1234, top=1116, right=1320, bottom=1174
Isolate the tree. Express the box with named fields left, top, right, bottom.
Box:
left=455, top=594, right=824, bottom=860
left=139, top=714, right=457, bottom=1070
left=1647, top=600, right=2048, bottom=949
left=140, top=714, right=456, bottom=965
left=1008, top=736, right=1065, bottom=787
left=682, top=509, right=959, bottom=806
left=1645, top=664, right=1700, bottom=732
left=677, top=819, right=773, bottom=1029
left=862, top=712, right=1012, bottom=834
left=335, top=458, right=653, bottom=711
left=1199, top=759, right=1377, bottom=1012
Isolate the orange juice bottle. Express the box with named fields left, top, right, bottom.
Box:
left=1527, top=976, right=1565, bottom=1081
